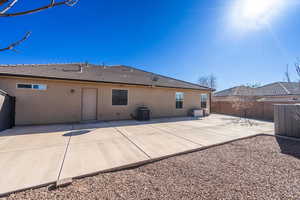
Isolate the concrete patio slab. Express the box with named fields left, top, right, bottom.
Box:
left=59, top=128, right=149, bottom=179
left=0, top=145, right=66, bottom=195
left=152, top=126, right=237, bottom=146
left=117, top=125, right=201, bottom=158
left=0, top=114, right=275, bottom=196
left=0, top=124, right=73, bottom=136
left=0, top=128, right=72, bottom=153
left=68, top=127, right=123, bottom=144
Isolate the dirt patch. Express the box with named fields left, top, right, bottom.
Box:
left=3, top=135, right=300, bottom=200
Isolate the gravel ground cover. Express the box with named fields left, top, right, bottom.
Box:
left=3, top=135, right=300, bottom=200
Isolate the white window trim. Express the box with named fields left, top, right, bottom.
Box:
left=175, top=92, right=184, bottom=109
left=200, top=93, right=208, bottom=109
left=111, top=88, right=129, bottom=106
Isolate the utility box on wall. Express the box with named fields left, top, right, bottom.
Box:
left=274, top=104, right=300, bottom=138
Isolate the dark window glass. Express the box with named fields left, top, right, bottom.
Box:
left=201, top=94, right=208, bottom=108
left=176, top=92, right=184, bottom=109
left=17, top=84, right=32, bottom=89
left=112, top=89, right=128, bottom=105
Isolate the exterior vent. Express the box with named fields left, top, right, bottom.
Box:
left=62, top=65, right=83, bottom=72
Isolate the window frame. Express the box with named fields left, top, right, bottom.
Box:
left=16, top=83, right=47, bottom=91
left=111, top=88, right=129, bottom=106
left=200, top=93, right=208, bottom=109
left=175, top=92, right=184, bottom=109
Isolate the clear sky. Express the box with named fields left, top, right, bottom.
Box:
left=1, top=0, right=300, bottom=90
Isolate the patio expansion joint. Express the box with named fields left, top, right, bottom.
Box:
left=56, top=125, right=74, bottom=182
left=114, top=127, right=152, bottom=159
left=148, top=125, right=204, bottom=146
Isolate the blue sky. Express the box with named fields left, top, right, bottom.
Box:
left=1, top=0, right=300, bottom=90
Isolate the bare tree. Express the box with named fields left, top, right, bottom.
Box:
left=231, top=96, right=256, bottom=126
left=0, top=0, right=78, bottom=52
left=295, top=59, right=300, bottom=80
left=198, top=74, right=217, bottom=90
left=284, top=64, right=291, bottom=82
left=294, top=59, right=300, bottom=121
left=245, top=82, right=261, bottom=88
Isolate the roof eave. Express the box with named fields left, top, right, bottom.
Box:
left=0, top=73, right=211, bottom=91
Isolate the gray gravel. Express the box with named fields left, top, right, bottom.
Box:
left=3, top=135, right=300, bottom=200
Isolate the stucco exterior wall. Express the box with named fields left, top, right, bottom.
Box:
left=0, top=77, right=211, bottom=125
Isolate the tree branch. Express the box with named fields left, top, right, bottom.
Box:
left=0, top=0, right=17, bottom=14
left=0, top=0, right=78, bottom=17
left=296, top=62, right=300, bottom=79
left=0, top=31, right=31, bottom=52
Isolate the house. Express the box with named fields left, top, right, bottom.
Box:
left=0, top=63, right=212, bottom=125
left=213, top=82, right=300, bottom=102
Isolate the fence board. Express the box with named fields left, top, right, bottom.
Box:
left=274, top=104, right=300, bottom=138
left=212, top=100, right=300, bottom=121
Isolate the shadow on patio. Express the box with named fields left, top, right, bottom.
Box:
left=0, top=116, right=203, bottom=137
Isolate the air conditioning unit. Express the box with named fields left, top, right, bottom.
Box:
left=193, top=109, right=204, bottom=117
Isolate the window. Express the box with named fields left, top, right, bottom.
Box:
left=32, top=84, right=47, bottom=90
left=176, top=92, right=184, bottom=109
left=17, top=84, right=32, bottom=89
left=17, top=83, right=47, bottom=90
left=112, top=89, right=128, bottom=105
left=201, top=94, right=208, bottom=108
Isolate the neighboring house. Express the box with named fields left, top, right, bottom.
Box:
left=213, top=82, right=300, bottom=102
left=212, top=82, right=300, bottom=121
left=0, top=63, right=212, bottom=125
left=213, top=86, right=255, bottom=102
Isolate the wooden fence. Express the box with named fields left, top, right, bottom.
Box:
left=274, top=104, right=300, bottom=138
left=211, top=100, right=300, bottom=121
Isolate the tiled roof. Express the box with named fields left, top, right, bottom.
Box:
left=0, top=63, right=211, bottom=91
left=214, top=82, right=300, bottom=97
left=213, top=86, right=255, bottom=97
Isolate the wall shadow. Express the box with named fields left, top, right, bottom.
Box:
left=0, top=116, right=202, bottom=137
left=276, top=136, right=300, bottom=159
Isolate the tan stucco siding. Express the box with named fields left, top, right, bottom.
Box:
left=0, top=77, right=210, bottom=125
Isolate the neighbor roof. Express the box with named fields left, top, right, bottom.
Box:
left=213, top=86, right=255, bottom=97
left=214, top=82, right=300, bottom=97
left=0, top=63, right=211, bottom=91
